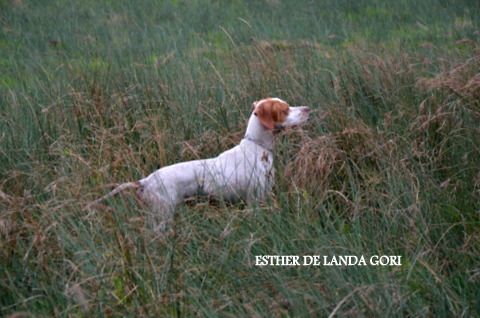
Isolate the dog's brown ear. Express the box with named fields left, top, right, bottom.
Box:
left=255, top=101, right=276, bottom=130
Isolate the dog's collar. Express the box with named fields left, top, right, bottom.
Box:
left=243, top=135, right=273, bottom=152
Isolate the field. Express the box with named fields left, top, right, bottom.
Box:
left=1, top=0, right=479, bottom=316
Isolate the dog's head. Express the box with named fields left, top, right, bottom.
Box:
left=252, top=97, right=310, bottom=130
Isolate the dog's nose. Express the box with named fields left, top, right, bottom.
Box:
left=301, top=106, right=310, bottom=113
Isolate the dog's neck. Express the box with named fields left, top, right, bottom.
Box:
left=243, top=113, right=274, bottom=151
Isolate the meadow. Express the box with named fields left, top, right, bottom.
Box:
left=1, top=0, right=479, bottom=316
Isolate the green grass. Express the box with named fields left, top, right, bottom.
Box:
left=1, top=0, right=480, bottom=316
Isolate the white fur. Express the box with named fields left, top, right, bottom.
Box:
left=89, top=98, right=310, bottom=231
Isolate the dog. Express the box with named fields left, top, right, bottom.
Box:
left=88, top=97, right=310, bottom=230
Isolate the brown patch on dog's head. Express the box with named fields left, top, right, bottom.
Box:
left=254, top=98, right=290, bottom=130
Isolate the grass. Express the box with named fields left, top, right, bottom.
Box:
left=1, top=0, right=480, bottom=316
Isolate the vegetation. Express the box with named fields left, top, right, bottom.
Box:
left=1, top=0, right=479, bottom=316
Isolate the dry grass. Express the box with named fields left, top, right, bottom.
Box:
left=417, top=50, right=480, bottom=100
left=1, top=0, right=480, bottom=316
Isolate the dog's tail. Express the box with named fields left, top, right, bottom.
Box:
left=85, top=181, right=141, bottom=210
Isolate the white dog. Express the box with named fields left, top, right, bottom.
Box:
left=88, top=97, right=310, bottom=230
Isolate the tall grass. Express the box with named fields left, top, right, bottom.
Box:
left=1, top=0, right=479, bottom=316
